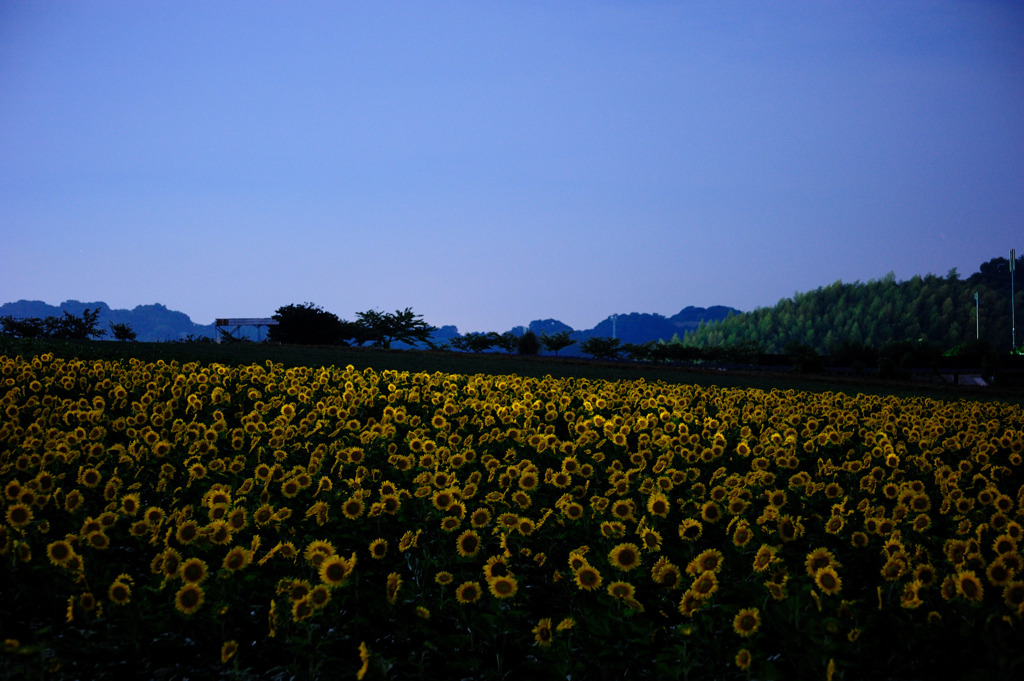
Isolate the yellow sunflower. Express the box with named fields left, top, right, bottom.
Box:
left=174, top=583, right=205, bottom=615
left=455, top=581, right=482, bottom=604
left=180, top=557, right=209, bottom=584
left=814, top=566, right=842, bottom=596
left=319, top=554, right=356, bottom=587
left=607, top=581, right=636, bottom=600
left=608, top=543, right=642, bottom=572
left=220, top=640, right=238, bottom=664
left=487, top=575, right=518, bottom=599
left=456, top=530, right=482, bottom=558
left=955, top=570, right=984, bottom=603
left=732, top=608, right=761, bottom=637
left=532, top=618, right=553, bottom=647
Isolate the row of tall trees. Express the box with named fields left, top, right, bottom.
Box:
left=684, top=257, right=1022, bottom=355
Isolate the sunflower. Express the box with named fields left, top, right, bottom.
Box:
left=386, top=572, right=402, bottom=604
left=222, top=546, right=252, bottom=572
left=987, top=558, right=1013, bottom=587
left=320, top=554, right=355, bottom=587
left=487, top=575, right=518, bottom=599
left=815, top=566, right=843, bottom=596
left=611, top=500, right=635, bottom=522
left=220, top=640, right=238, bottom=664
left=304, top=539, right=337, bottom=566
left=900, top=580, right=924, bottom=609
left=484, top=555, right=510, bottom=580
left=652, top=559, right=682, bottom=589
left=356, top=641, right=371, bottom=680
left=690, top=571, right=719, bottom=599
left=678, top=519, right=702, bottom=542
left=291, top=598, right=314, bottom=622
left=175, top=520, right=200, bottom=545
left=64, top=490, right=84, bottom=513
left=752, top=545, right=778, bottom=573
left=227, top=507, right=248, bottom=531
left=342, top=497, right=365, bottom=520
left=398, top=529, right=421, bottom=552
left=470, top=507, right=492, bottom=528
left=512, top=490, right=532, bottom=509
left=309, top=585, right=331, bottom=609
left=732, top=608, right=761, bottom=637
left=700, top=502, right=722, bottom=523
left=647, top=492, right=670, bottom=518
left=431, top=489, right=455, bottom=512
left=120, top=493, right=141, bottom=516
left=732, top=522, right=753, bottom=547
left=174, top=583, right=205, bottom=615
left=992, top=534, right=1018, bottom=556
left=87, top=531, right=110, bottom=550
left=144, top=506, right=166, bottom=527
left=735, top=648, right=752, bottom=670
left=435, top=571, right=454, bottom=586
left=777, top=515, right=803, bottom=542
left=687, top=549, right=724, bottom=576
left=955, top=571, right=984, bottom=603
left=440, top=516, right=462, bottom=533
left=677, top=590, right=704, bottom=618
left=455, top=581, right=482, bottom=604
left=532, top=618, right=553, bottom=647
left=369, top=538, right=388, bottom=560
left=639, top=528, right=663, bottom=552
left=607, top=581, right=636, bottom=600
left=380, top=495, right=401, bottom=515
left=5, top=504, right=32, bottom=528
left=457, top=530, right=482, bottom=558
left=609, top=543, right=642, bottom=572
left=804, top=548, right=840, bottom=577
left=45, top=540, right=75, bottom=567
left=180, top=557, right=209, bottom=584
left=1002, top=581, right=1024, bottom=613
left=108, top=579, right=131, bottom=605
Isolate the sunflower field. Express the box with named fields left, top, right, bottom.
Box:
left=1, top=352, right=1023, bottom=680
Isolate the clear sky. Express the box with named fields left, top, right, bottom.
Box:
left=2, top=1, right=1022, bottom=333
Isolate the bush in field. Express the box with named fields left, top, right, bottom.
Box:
left=108, top=322, right=137, bottom=341
left=540, top=331, right=576, bottom=357
left=580, top=335, right=621, bottom=360
left=353, top=308, right=436, bottom=349
left=269, top=302, right=347, bottom=345
left=517, top=330, right=540, bottom=355
left=450, top=331, right=500, bottom=353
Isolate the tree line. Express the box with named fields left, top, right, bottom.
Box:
left=1, top=307, right=137, bottom=341
left=683, top=256, right=1022, bottom=356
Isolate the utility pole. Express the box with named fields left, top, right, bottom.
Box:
left=975, top=292, right=980, bottom=340
left=1011, top=248, right=1017, bottom=352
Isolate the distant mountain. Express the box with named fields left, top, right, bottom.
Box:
left=472, top=306, right=740, bottom=357
left=1, top=299, right=741, bottom=351
left=0, top=300, right=221, bottom=342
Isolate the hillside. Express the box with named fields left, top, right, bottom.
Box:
left=0, top=300, right=739, bottom=349
left=683, top=256, right=1021, bottom=355
left=504, top=306, right=739, bottom=357
left=0, top=300, right=221, bottom=342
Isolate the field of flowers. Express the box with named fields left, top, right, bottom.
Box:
left=1, top=352, right=1023, bottom=680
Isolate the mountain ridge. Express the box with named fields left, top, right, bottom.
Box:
left=0, top=299, right=740, bottom=347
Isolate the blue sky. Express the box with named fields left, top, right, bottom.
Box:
left=2, top=1, right=1022, bottom=333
